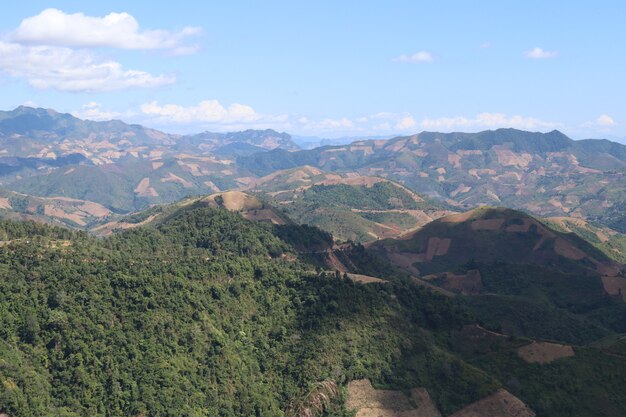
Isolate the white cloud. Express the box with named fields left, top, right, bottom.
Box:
left=11, top=8, right=201, bottom=51
left=0, top=41, right=175, bottom=92
left=525, top=47, right=558, bottom=59
left=596, top=114, right=615, bottom=126
left=395, top=115, right=417, bottom=130
left=140, top=100, right=261, bottom=124
left=393, top=51, right=433, bottom=63
left=420, top=113, right=559, bottom=131
left=580, top=114, right=617, bottom=134
left=72, top=102, right=124, bottom=121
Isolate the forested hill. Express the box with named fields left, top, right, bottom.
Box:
left=0, top=205, right=494, bottom=416
left=1, top=204, right=626, bottom=416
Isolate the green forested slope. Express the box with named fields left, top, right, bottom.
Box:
left=0, top=206, right=496, bottom=416
left=1, top=204, right=626, bottom=417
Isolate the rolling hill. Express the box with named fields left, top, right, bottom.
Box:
left=238, top=129, right=626, bottom=231
left=369, top=207, right=624, bottom=277
left=368, top=207, right=626, bottom=344
left=243, top=166, right=451, bottom=242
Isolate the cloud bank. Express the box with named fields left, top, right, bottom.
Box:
left=0, top=9, right=199, bottom=92
left=11, top=8, right=201, bottom=53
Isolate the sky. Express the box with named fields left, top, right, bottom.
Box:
left=0, top=1, right=625, bottom=141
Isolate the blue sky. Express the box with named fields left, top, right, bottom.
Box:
left=0, top=1, right=625, bottom=140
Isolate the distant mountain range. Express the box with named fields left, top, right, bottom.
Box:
left=0, top=107, right=298, bottom=212
left=1, top=106, right=626, bottom=236
left=239, top=129, right=626, bottom=232
left=292, top=134, right=395, bottom=149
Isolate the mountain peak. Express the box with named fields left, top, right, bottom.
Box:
left=12, top=105, right=61, bottom=117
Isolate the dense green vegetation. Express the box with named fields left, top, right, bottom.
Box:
left=0, top=208, right=498, bottom=416
left=1, top=203, right=626, bottom=416
left=271, top=182, right=442, bottom=242
left=471, top=348, right=626, bottom=417
left=298, top=183, right=425, bottom=211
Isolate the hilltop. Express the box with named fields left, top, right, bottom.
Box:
left=369, top=207, right=626, bottom=344
left=243, top=166, right=450, bottom=242
left=370, top=206, right=624, bottom=277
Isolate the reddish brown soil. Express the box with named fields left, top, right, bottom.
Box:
left=601, top=276, right=626, bottom=301
left=470, top=219, right=505, bottom=231
left=449, top=389, right=535, bottom=417
left=346, top=379, right=441, bottom=417
left=423, top=270, right=483, bottom=295
left=517, top=342, right=575, bottom=364
left=554, top=238, right=586, bottom=260
left=346, top=273, right=386, bottom=284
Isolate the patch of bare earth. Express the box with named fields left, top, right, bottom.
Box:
left=422, top=270, right=483, bottom=295
left=76, top=201, right=111, bottom=217
left=517, top=342, right=575, bottom=364
left=451, top=325, right=516, bottom=356
left=471, top=219, right=504, bottom=231
left=553, top=238, right=586, bottom=260
left=92, top=214, right=160, bottom=236
left=346, top=379, right=441, bottom=417
left=504, top=218, right=533, bottom=232
left=203, top=180, right=220, bottom=192
left=160, top=172, right=194, bottom=187
left=439, top=211, right=475, bottom=224
left=134, top=178, right=158, bottom=197
left=386, top=251, right=423, bottom=276
left=325, top=251, right=350, bottom=273
left=591, top=259, right=624, bottom=276
left=421, top=237, right=451, bottom=261
left=493, top=147, right=533, bottom=168
left=243, top=208, right=286, bottom=225
left=203, top=191, right=260, bottom=211
left=449, top=389, right=535, bottom=417
left=43, top=205, right=87, bottom=226
left=346, top=273, right=386, bottom=284
left=0, top=198, right=11, bottom=209
left=601, top=276, right=626, bottom=301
